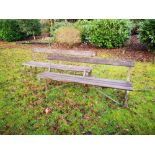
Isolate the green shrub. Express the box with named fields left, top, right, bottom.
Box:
left=50, top=21, right=71, bottom=37
left=18, top=19, right=41, bottom=37
left=0, top=19, right=41, bottom=41
left=86, top=19, right=132, bottom=48
left=130, top=19, right=143, bottom=35
left=139, top=20, right=155, bottom=52
left=0, top=20, right=25, bottom=41
left=55, top=26, right=81, bottom=46
left=74, top=20, right=91, bottom=42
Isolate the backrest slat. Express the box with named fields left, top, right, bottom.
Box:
left=32, top=47, right=96, bottom=57
left=48, top=54, right=134, bottom=67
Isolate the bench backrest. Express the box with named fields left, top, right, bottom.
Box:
left=32, top=47, right=96, bottom=57
left=48, top=54, right=134, bottom=67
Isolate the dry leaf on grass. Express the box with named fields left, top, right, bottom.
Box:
left=44, top=107, right=52, bottom=114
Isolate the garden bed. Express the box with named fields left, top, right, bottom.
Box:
left=26, top=35, right=155, bottom=62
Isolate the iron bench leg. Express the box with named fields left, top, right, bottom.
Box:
left=83, top=70, right=91, bottom=92
left=124, top=90, right=129, bottom=107
left=95, top=87, right=120, bottom=105
left=123, top=67, right=132, bottom=107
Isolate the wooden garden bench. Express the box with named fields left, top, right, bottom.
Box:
left=23, top=47, right=95, bottom=75
left=37, top=54, right=134, bottom=107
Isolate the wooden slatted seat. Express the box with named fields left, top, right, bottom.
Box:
left=23, top=61, right=50, bottom=68
left=38, top=71, right=133, bottom=91
left=41, top=54, right=135, bottom=107
left=23, top=61, right=92, bottom=73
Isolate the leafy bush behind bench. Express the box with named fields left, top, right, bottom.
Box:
left=0, top=19, right=41, bottom=41
left=139, top=19, right=155, bottom=52
left=0, top=20, right=25, bottom=41
left=89, top=19, right=131, bottom=48
left=18, top=19, right=41, bottom=37
left=130, top=19, right=144, bottom=35
left=74, top=20, right=92, bottom=43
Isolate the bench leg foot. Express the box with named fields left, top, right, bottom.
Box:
left=124, top=90, right=129, bottom=108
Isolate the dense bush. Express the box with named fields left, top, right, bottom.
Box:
left=18, top=19, right=41, bottom=37
left=50, top=21, right=71, bottom=37
left=0, top=20, right=25, bottom=41
left=139, top=20, right=155, bottom=52
left=55, top=26, right=81, bottom=46
left=85, top=19, right=132, bottom=48
left=130, top=19, right=144, bottom=35
left=74, top=20, right=91, bottom=42
left=0, top=19, right=41, bottom=41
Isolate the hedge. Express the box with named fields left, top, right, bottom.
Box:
left=139, top=19, right=155, bottom=52
left=86, top=19, right=132, bottom=48
left=74, top=20, right=91, bottom=42
left=0, top=19, right=41, bottom=41
left=0, top=20, right=24, bottom=41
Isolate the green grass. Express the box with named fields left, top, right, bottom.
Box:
left=0, top=42, right=155, bottom=135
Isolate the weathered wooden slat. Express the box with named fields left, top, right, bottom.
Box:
left=38, top=71, right=131, bottom=86
left=37, top=71, right=133, bottom=91
left=48, top=54, right=134, bottom=67
left=44, top=74, right=131, bottom=87
left=23, top=61, right=50, bottom=68
left=23, top=61, right=92, bottom=72
left=32, top=47, right=96, bottom=57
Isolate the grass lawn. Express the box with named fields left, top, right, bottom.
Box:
left=0, top=42, right=155, bottom=135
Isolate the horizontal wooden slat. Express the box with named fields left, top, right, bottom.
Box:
left=32, top=47, right=96, bottom=57
left=23, top=61, right=50, bottom=68
left=37, top=71, right=133, bottom=91
left=48, top=54, right=134, bottom=67
left=23, top=61, right=92, bottom=72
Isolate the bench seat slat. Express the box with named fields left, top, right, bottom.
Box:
left=38, top=71, right=133, bottom=91
left=23, top=61, right=92, bottom=72
left=23, top=61, right=50, bottom=68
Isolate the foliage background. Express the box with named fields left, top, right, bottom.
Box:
left=0, top=19, right=41, bottom=41
left=139, top=19, right=155, bottom=52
